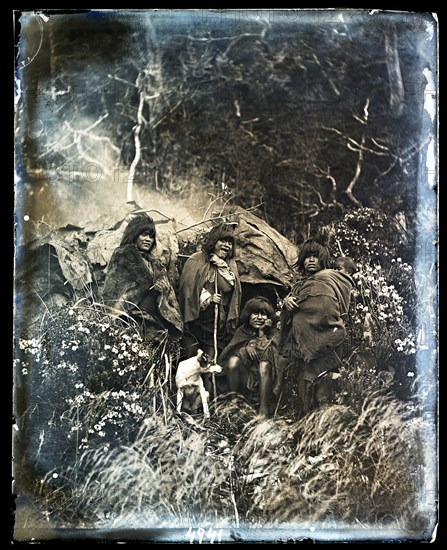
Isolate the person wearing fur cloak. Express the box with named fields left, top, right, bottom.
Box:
left=102, top=214, right=184, bottom=342
left=273, top=239, right=354, bottom=419
left=178, top=223, right=242, bottom=359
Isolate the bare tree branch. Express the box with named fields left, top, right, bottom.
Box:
left=107, top=74, right=138, bottom=88
left=311, top=52, right=341, bottom=97
left=127, top=90, right=145, bottom=202
left=372, top=157, right=398, bottom=185
left=345, top=134, right=365, bottom=207
left=346, top=141, right=389, bottom=156
left=323, top=126, right=389, bottom=156
left=202, top=193, right=235, bottom=222
left=150, top=96, right=185, bottom=131
left=371, top=137, right=390, bottom=151
left=176, top=203, right=264, bottom=234
left=400, top=135, right=431, bottom=164
left=132, top=209, right=172, bottom=220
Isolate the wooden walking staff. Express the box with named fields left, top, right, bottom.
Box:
left=212, top=269, right=219, bottom=403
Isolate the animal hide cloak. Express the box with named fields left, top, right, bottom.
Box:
left=280, top=268, right=354, bottom=363
left=178, top=251, right=242, bottom=330
left=102, top=244, right=183, bottom=337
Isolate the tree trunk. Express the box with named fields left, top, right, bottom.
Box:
left=385, top=29, right=404, bottom=117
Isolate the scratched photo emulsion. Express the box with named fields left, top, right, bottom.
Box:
left=13, top=9, right=438, bottom=543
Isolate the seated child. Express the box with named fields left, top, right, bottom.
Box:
left=218, top=296, right=278, bottom=418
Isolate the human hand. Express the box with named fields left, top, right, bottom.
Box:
left=210, top=293, right=222, bottom=304
left=247, top=347, right=258, bottom=361
left=152, top=277, right=170, bottom=293
left=283, top=295, right=300, bottom=312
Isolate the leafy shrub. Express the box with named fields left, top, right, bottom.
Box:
left=326, top=207, right=417, bottom=397
left=15, top=299, right=180, bottom=501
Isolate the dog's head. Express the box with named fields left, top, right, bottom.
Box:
left=196, top=350, right=223, bottom=374
left=207, top=363, right=223, bottom=374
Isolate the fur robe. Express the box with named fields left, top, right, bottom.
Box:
left=102, top=244, right=183, bottom=338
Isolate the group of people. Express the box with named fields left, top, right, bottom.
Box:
left=102, top=214, right=357, bottom=419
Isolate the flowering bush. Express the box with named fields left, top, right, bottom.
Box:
left=324, top=207, right=417, bottom=396
left=328, top=207, right=408, bottom=264
left=348, top=264, right=416, bottom=357
left=15, top=300, right=181, bottom=467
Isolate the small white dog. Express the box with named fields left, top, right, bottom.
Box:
left=175, top=349, right=223, bottom=418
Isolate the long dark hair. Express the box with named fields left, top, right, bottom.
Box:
left=239, top=296, right=275, bottom=327
left=295, top=238, right=331, bottom=272
left=120, top=214, right=156, bottom=254
left=202, top=223, right=235, bottom=259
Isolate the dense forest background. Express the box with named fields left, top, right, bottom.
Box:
left=16, top=10, right=434, bottom=247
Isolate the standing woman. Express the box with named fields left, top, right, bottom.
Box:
left=102, top=214, right=183, bottom=342
left=179, top=223, right=242, bottom=359
left=273, top=238, right=354, bottom=419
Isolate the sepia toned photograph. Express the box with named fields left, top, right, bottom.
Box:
left=13, top=9, right=438, bottom=543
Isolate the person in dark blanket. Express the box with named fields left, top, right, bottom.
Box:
left=102, top=214, right=183, bottom=342
left=178, top=223, right=242, bottom=360
left=218, top=296, right=279, bottom=418
left=273, top=239, right=354, bottom=419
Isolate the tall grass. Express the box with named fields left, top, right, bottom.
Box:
left=235, top=395, right=427, bottom=530
left=36, top=399, right=258, bottom=529
left=14, top=299, right=430, bottom=537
